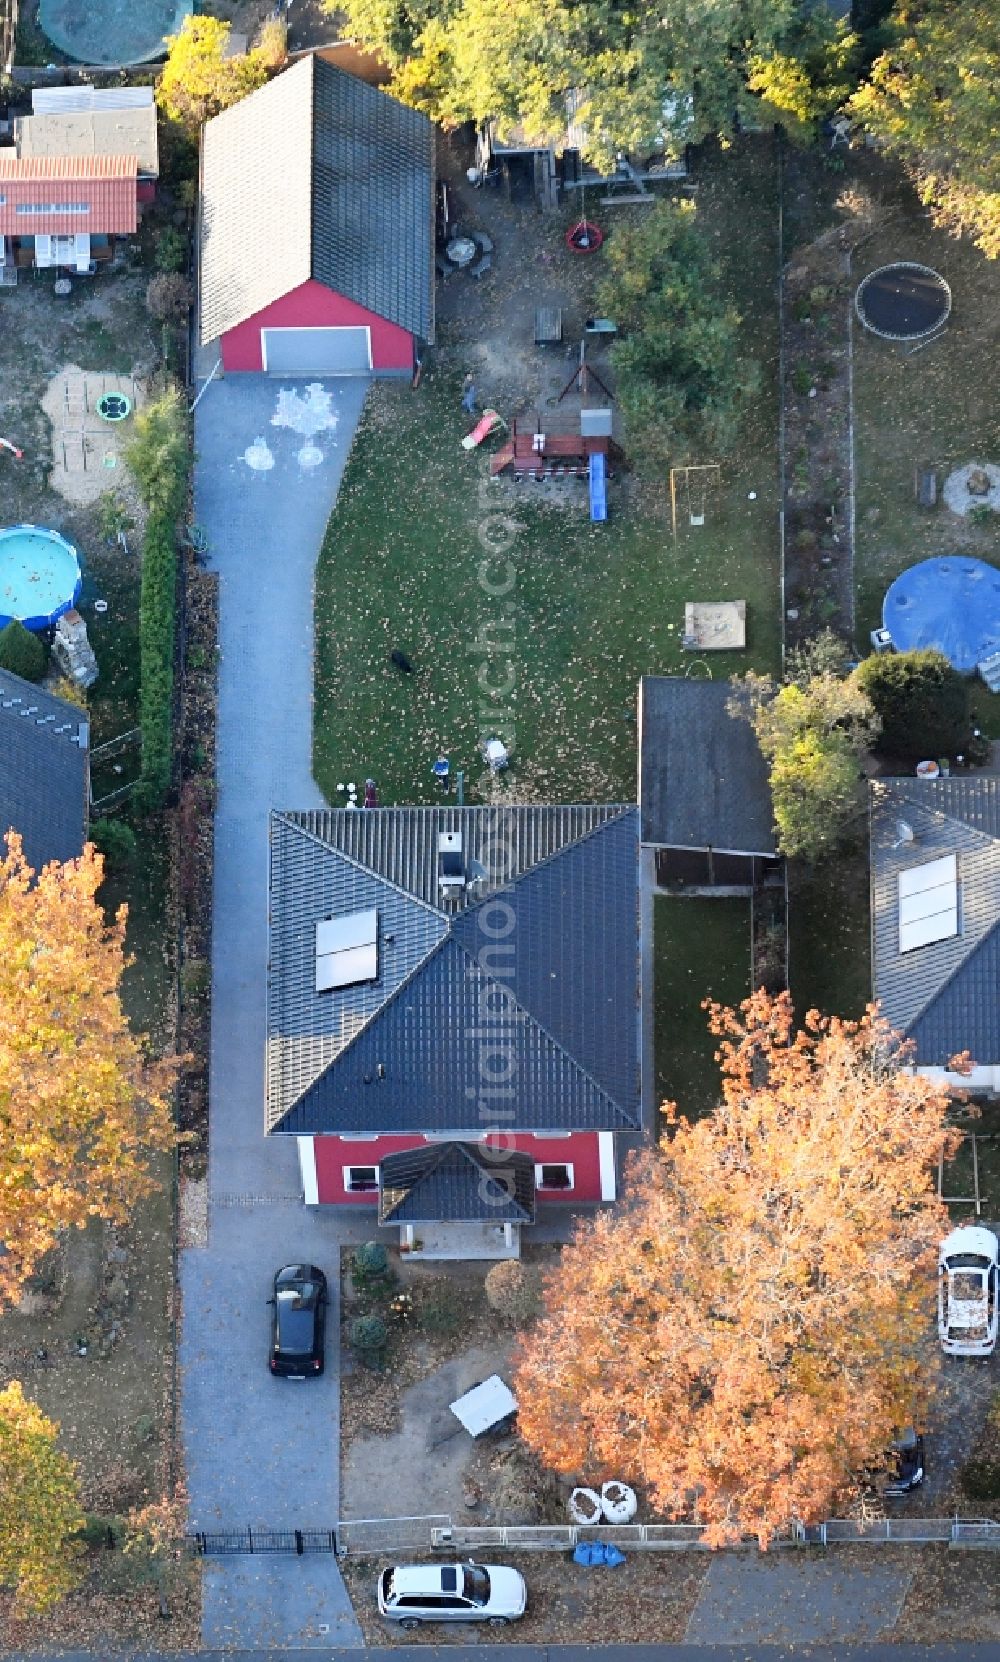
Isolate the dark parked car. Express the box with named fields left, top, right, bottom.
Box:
left=883, top=1429, right=925, bottom=1497
left=268, top=1264, right=327, bottom=1378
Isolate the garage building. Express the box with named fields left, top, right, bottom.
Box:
left=199, top=53, right=434, bottom=376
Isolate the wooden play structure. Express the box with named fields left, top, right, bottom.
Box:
left=490, top=415, right=624, bottom=480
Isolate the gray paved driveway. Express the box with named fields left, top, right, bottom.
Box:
left=180, top=375, right=368, bottom=1645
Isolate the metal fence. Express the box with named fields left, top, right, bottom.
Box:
left=433, top=1516, right=1000, bottom=1553
left=189, top=1528, right=336, bottom=1557
left=186, top=1514, right=1000, bottom=1560
left=337, top=1515, right=451, bottom=1557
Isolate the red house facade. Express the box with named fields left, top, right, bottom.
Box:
left=267, top=806, right=640, bottom=1259
left=200, top=55, right=434, bottom=378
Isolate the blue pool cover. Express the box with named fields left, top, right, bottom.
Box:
left=883, top=556, right=1000, bottom=674
left=0, top=524, right=83, bottom=632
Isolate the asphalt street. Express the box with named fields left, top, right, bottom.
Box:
left=9, top=1646, right=1000, bottom=1662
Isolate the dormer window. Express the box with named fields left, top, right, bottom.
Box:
left=15, top=201, right=91, bottom=215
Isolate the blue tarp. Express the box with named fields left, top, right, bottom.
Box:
left=572, top=1540, right=626, bottom=1566
left=882, top=556, right=1000, bottom=674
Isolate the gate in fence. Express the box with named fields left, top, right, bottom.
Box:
left=189, top=1527, right=336, bottom=1557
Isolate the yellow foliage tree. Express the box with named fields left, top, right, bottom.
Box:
left=157, top=15, right=270, bottom=132
left=0, top=1382, right=84, bottom=1613
left=513, top=992, right=960, bottom=1546
left=0, top=834, right=178, bottom=1309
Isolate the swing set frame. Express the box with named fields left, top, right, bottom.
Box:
left=669, top=463, right=721, bottom=540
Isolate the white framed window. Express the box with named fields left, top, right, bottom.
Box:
left=344, top=1164, right=379, bottom=1193
left=535, top=1162, right=574, bottom=1192
left=339, top=1134, right=379, bottom=1142
left=532, top=1132, right=572, bottom=1139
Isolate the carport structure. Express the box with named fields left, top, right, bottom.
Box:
left=199, top=53, right=435, bottom=377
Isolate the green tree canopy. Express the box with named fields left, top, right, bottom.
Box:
left=730, top=668, right=878, bottom=859
left=850, top=0, right=1000, bottom=258
left=595, top=199, right=758, bottom=471
left=332, top=0, right=850, bottom=166
left=853, top=649, right=969, bottom=760
left=0, top=1381, right=84, bottom=1613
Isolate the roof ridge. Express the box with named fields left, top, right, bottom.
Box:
left=452, top=935, right=637, bottom=1128
left=455, top=802, right=635, bottom=926
left=272, top=809, right=448, bottom=924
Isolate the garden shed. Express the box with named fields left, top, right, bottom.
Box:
left=200, top=54, right=435, bottom=376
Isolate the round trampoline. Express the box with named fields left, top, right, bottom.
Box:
left=855, top=262, right=951, bottom=341
left=883, top=556, right=1000, bottom=674
left=0, top=525, right=82, bottom=632
left=96, top=391, right=132, bottom=423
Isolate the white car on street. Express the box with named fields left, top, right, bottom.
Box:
left=378, top=1561, right=527, bottom=1628
left=938, top=1225, right=999, bottom=1356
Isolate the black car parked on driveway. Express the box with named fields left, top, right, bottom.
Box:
left=268, top=1264, right=328, bottom=1377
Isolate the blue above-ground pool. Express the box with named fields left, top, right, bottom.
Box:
left=0, top=525, right=82, bottom=632
left=883, top=556, right=1000, bottom=674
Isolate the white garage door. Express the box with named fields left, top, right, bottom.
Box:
left=261, top=326, right=372, bottom=376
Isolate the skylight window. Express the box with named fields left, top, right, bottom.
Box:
left=898, top=854, right=958, bottom=953
left=315, top=908, right=378, bottom=991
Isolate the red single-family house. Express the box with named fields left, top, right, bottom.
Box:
left=0, top=85, right=159, bottom=279
left=266, top=805, right=641, bottom=1258
left=199, top=54, right=434, bottom=377
left=0, top=153, right=139, bottom=276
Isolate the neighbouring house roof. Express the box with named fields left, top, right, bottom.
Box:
left=16, top=86, right=159, bottom=177
left=379, top=1141, right=536, bottom=1224
left=200, top=53, right=435, bottom=347
left=0, top=153, right=139, bottom=236
left=871, top=777, right=1000, bottom=1068
left=638, top=675, right=777, bottom=855
left=267, top=804, right=640, bottom=1136
left=0, top=669, right=89, bottom=873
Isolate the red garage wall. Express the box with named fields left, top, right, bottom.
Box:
left=313, top=1133, right=605, bottom=1205
left=220, top=278, right=414, bottom=373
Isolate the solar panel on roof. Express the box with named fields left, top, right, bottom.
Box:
left=316, top=909, right=378, bottom=991
left=898, top=854, right=958, bottom=953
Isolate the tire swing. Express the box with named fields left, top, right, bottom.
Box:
left=566, top=217, right=604, bottom=253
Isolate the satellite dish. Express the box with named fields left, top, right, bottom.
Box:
left=894, top=820, right=916, bottom=847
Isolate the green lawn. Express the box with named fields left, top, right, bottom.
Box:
left=652, top=895, right=751, bottom=1118
left=314, top=142, right=781, bottom=805
left=787, top=836, right=871, bottom=1022
left=853, top=188, right=1000, bottom=732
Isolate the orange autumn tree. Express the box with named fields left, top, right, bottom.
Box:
left=0, top=834, right=178, bottom=1308
left=514, top=991, right=961, bottom=1545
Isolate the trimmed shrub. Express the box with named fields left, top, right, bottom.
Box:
left=125, top=389, right=188, bottom=811
left=350, top=1314, right=388, bottom=1365
left=484, top=1260, right=542, bottom=1327
left=353, top=1241, right=389, bottom=1283
left=154, top=225, right=187, bottom=274
left=0, top=619, right=46, bottom=682
left=89, top=818, right=137, bottom=872
left=854, top=648, right=968, bottom=759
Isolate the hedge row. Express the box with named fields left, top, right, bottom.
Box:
left=136, top=507, right=178, bottom=810
left=125, top=388, right=188, bottom=812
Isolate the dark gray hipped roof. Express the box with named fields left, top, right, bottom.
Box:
left=871, top=777, right=1000, bottom=1067
left=200, top=54, right=434, bottom=345
left=267, top=804, right=640, bottom=1135
left=638, top=676, right=777, bottom=855
left=0, top=669, right=89, bottom=873
left=379, top=1141, right=536, bottom=1224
